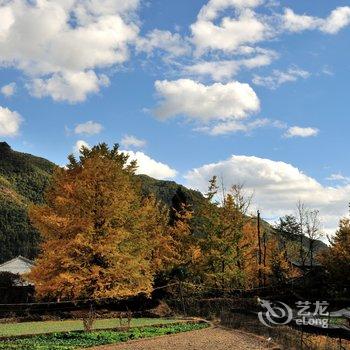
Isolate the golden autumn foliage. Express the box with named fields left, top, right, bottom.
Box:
left=239, top=221, right=259, bottom=289
left=26, top=145, right=301, bottom=300
left=184, top=177, right=253, bottom=289
left=238, top=221, right=294, bottom=289
left=173, top=176, right=295, bottom=291
left=320, top=218, right=350, bottom=286
left=168, top=203, right=200, bottom=267
left=28, top=143, right=175, bottom=300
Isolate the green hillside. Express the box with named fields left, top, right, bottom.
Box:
left=0, top=142, right=55, bottom=262
left=138, top=174, right=204, bottom=210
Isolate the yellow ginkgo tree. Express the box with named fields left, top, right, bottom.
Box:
left=28, top=143, right=175, bottom=301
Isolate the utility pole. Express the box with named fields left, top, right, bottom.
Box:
left=263, top=228, right=267, bottom=287
left=257, top=210, right=262, bottom=288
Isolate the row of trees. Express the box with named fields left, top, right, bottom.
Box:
left=275, top=202, right=323, bottom=268
left=321, top=218, right=350, bottom=291
left=27, top=144, right=349, bottom=301
left=170, top=178, right=293, bottom=291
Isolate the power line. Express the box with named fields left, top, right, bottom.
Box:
left=0, top=282, right=180, bottom=308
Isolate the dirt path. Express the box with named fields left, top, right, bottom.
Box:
left=88, top=327, right=271, bottom=350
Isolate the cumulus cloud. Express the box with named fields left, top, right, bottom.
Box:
left=1, top=82, right=16, bottom=97
left=27, top=71, right=110, bottom=103
left=0, top=106, right=22, bottom=137
left=253, top=67, right=310, bottom=89
left=1, top=1, right=349, bottom=106
left=282, top=7, right=350, bottom=34
left=71, top=142, right=175, bottom=180
left=281, top=8, right=322, bottom=33
left=191, top=8, right=271, bottom=55
left=136, top=29, right=191, bottom=58
left=185, top=50, right=277, bottom=81
left=190, top=2, right=350, bottom=58
left=185, top=155, right=350, bottom=234
left=74, top=121, right=103, bottom=135
left=121, top=134, right=146, bottom=149
left=284, top=126, right=319, bottom=138
left=321, top=7, right=350, bottom=34
left=0, top=0, right=139, bottom=102
left=185, top=61, right=241, bottom=81
left=154, top=79, right=260, bottom=125
left=74, top=140, right=91, bottom=154
left=197, top=0, right=263, bottom=21
left=123, top=150, right=177, bottom=180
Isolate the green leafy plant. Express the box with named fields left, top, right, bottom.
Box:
left=0, top=322, right=208, bottom=350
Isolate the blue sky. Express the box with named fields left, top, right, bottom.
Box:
left=0, top=0, right=350, bottom=233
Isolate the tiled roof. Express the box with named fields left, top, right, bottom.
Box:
left=0, top=256, right=35, bottom=275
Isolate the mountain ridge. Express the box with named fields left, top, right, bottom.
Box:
left=0, top=143, right=206, bottom=263
left=0, top=143, right=327, bottom=264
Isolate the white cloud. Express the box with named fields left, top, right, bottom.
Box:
left=74, top=140, right=91, bottom=154
left=185, top=61, right=241, bottom=81
left=322, top=65, right=334, bottom=76
left=198, top=0, right=263, bottom=22
left=123, top=150, right=177, bottom=180
left=282, top=7, right=350, bottom=34
left=326, top=173, right=350, bottom=183
left=190, top=3, right=350, bottom=59
left=198, top=118, right=270, bottom=135
left=197, top=118, right=287, bottom=136
left=136, top=29, right=191, bottom=58
left=0, top=0, right=139, bottom=102
left=284, top=126, right=319, bottom=138
left=185, top=50, right=277, bottom=81
left=154, top=79, right=260, bottom=125
left=0, top=6, right=15, bottom=39
left=74, top=121, right=103, bottom=135
left=1, top=1, right=349, bottom=107
left=121, top=134, right=146, bottom=149
left=185, top=155, right=350, bottom=234
left=321, top=7, right=350, bottom=34
left=253, top=67, right=310, bottom=89
left=1, top=82, right=16, bottom=97
left=191, top=8, right=271, bottom=55
left=0, top=106, right=22, bottom=136
left=71, top=142, right=176, bottom=180
left=281, top=8, right=321, bottom=33
left=27, top=71, right=110, bottom=103
left=242, top=50, right=278, bottom=69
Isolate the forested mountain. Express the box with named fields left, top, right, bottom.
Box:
left=138, top=174, right=204, bottom=210
left=0, top=143, right=327, bottom=264
left=0, top=143, right=205, bottom=263
left=0, top=142, right=55, bottom=262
